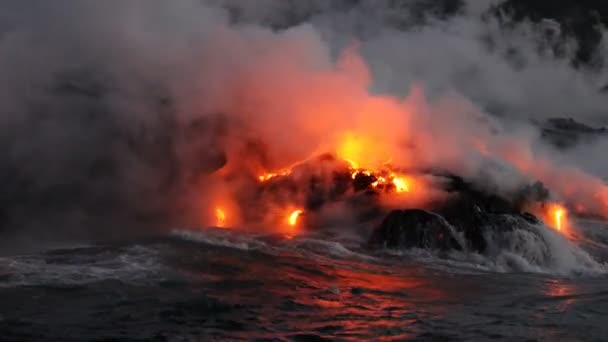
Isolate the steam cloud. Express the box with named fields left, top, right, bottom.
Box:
left=1, top=0, right=608, bottom=252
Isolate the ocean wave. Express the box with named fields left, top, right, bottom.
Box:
left=382, top=222, right=608, bottom=277
left=0, top=245, right=163, bottom=288
left=170, top=229, right=268, bottom=251
left=290, top=238, right=376, bottom=261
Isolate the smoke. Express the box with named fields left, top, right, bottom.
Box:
left=0, top=1, right=232, bottom=248
left=2, top=0, right=608, bottom=251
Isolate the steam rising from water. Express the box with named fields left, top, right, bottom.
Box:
left=2, top=0, right=608, bottom=250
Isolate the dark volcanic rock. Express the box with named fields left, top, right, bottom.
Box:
left=352, top=172, right=376, bottom=192
left=441, top=174, right=516, bottom=213
left=367, top=172, right=546, bottom=254
left=434, top=195, right=543, bottom=253
left=368, top=206, right=544, bottom=254
left=442, top=205, right=542, bottom=253
left=436, top=198, right=488, bottom=253
left=368, top=209, right=463, bottom=251
left=437, top=175, right=515, bottom=252
left=433, top=174, right=547, bottom=253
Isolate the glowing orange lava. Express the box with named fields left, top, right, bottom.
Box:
left=254, top=129, right=418, bottom=198
left=258, top=170, right=291, bottom=182
left=392, top=175, right=410, bottom=193
left=215, top=208, right=227, bottom=227
left=288, top=210, right=303, bottom=226
left=541, top=203, right=568, bottom=232
left=551, top=205, right=566, bottom=231
left=525, top=202, right=569, bottom=234
left=244, top=129, right=425, bottom=234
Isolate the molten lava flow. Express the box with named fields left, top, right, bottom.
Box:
left=281, top=209, right=304, bottom=239
left=352, top=168, right=412, bottom=193
left=525, top=202, right=569, bottom=234
left=289, top=210, right=303, bottom=227
left=258, top=170, right=291, bottom=182
left=215, top=208, right=227, bottom=228
left=243, top=131, right=424, bottom=234
left=551, top=204, right=567, bottom=232
left=392, top=175, right=410, bottom=193
left=351, top=170, right=372, bottom=180
left=555, top=209, right=564, bottom=231
left=535, top=203, right=568, bottom=233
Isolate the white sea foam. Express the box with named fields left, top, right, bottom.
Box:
left=171, top=228, right=268, bottom=251
left=291, top=238, right=375, bottom=261
left=385, top=221, right=608, bottom=276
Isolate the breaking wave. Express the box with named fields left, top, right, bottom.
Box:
left=387, top=221, right=608, bottom=276
left=290, top=238, right=375, bottom=261
left=175, top=221, right=608, bottom=277
left=170, top=229, right=268, bottom=251
left=481, top=220, right=607, bottom=275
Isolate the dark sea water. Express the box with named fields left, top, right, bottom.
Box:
left=1, top=220, right=608, bottom=341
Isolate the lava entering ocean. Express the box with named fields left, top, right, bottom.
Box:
left=198, top=44, right=607, bottom=240
left=552, top=204, right=567, bottom=232
left=208, top=137, right=573, bottom=241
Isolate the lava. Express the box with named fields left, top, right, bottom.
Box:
left=198, top=41, right=608, bottom=234
left=549, top=204, right=567, bottom=232
left=392, top=175, right=410, bottom=193
left=258, top=170, right=290, bottom=182
left=215, top=208, right=227, bottom=228
left=288, top=210, right=303, bottom=227
left=528, top=202, right=569, bottom=233
left=282, top=209, right=304, bottom=239
left=555, top=209, right=564, bottom=231
left=191, top=37, right=608, bottom=237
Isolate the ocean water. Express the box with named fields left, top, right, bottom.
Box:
left=0, top=220, right=607, bottom=341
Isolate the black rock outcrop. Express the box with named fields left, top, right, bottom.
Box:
left=368, top=173, right=547, bottom=253
left=368, top=209, right=463, bottom=251
left=368, top=206, right=544, bottom=254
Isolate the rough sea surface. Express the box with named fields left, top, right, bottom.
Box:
left=1, top=220, right=607, bottom=341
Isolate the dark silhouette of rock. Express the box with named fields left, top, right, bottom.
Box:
left=368, top=209, right=463, bottom=251
left=441, top=174, right=517, bottom=213
left=436, top=197, right=488, bottom=253
left=367, top=172, right=546, bottom=254
left=352, top=172, right=376, bottom=192
left=521, top=212, right=542, bottom=224
left=368, top=205, right=544, bottom=254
